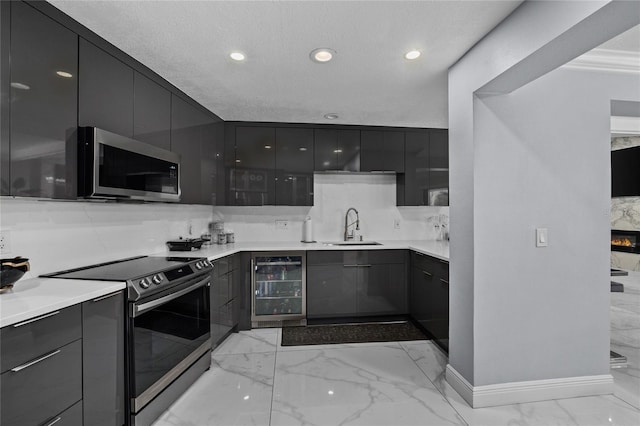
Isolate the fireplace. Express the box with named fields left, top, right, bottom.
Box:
left=611, top=229, right=640, bottom=254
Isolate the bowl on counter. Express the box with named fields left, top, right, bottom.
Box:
left=1, top=257, right=30, bottom=292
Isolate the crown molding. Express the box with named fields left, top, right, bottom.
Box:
left=563, top=48, right=640, bottom=74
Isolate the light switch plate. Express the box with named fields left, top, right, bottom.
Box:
left=536, top=228, right=548, bottom=247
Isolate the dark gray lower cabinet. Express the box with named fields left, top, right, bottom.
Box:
left=211, top=255, right=240, bottom=346
left=410, top=252, right=449, bottom=352
left=307, top=250, right=407, bottom=318
left=307, top=264, right=357, bottom=317
left=0, top=339, right=82, bottom=426
left=82, top=291, right=125, bottom=426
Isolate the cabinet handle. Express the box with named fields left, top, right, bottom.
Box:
left=44, top=416, right=62, bottom=426
left=423, top=271, right=433, bottom=277
left=11, top=349, right=61, bottom=372
left=343, top=264, right=359, bottom=268
left=12, top=310, right=60, bottom=328
left=359, top=264, right=372, bottom=268
left=92, top=291, right=120, bottom=302
left=440, top=279, right=449, bottom=285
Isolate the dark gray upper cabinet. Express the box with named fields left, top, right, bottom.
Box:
left=233, top=126, right=276, bottom=205
left=133, top=71, right=171, bottom=150
left=9, top=1, right=78, bottom=199
left=171, top=94, right=220, bottom=205
left=428, top=129, right=449, bottom=206
left=275, top=127, right=314, bottom=206
left=82, top=291, right=125, bottom=426
left=400, top=130, right=429, bottom=206
left=79, top=38, right=134, bottom=137
left=314, top=128, right=360, bottom=171
left=1, top=1, right=11, bottom=195
left=360, top=130, right=404, bottom=172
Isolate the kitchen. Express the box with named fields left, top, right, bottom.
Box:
left=1, top=1, right=640, bottom=426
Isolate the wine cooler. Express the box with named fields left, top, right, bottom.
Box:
left=251, top=252, right=306, bottom=327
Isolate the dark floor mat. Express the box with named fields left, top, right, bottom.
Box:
left=281, top=321, right=429, bottom=346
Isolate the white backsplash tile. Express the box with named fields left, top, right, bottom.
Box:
left=0, top=174, right=448, bottom=278
left=0, top=197, right=213, bottom=277
left=215, top=173, right=449, bottom=243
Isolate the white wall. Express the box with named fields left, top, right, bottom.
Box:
left=473, top=67, right=633, bottom=385
left=0, top=173, right=448, bottom=278
left=0, top=197, right=213, bottom=277
left=448, top=0, right=640, bottom=400
left=214, top=173, right=449, bottom=242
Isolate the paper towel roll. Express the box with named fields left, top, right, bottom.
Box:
left=302, top=216, right=313, bottom=242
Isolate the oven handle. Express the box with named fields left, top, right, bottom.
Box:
left=132, top=274, right=210, bottom=318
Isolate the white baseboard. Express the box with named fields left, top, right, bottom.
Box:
left=445, top=364, right=614, bottom=408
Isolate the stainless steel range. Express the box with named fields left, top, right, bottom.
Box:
left=42, top=256, right=213, bottom=426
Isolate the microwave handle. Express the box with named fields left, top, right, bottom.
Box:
left=131, top=275, right=210, bottom=317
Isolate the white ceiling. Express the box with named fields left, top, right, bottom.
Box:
left=49, top=0, right=526, bottom=128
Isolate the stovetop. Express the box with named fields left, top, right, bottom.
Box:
left=41, top=255, right=213, bottom=301
left=41, top=256, right=205, bottom=281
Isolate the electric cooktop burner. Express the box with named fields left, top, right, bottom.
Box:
left=41, top=255, right=213, bottom=300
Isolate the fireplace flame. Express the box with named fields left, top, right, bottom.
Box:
left=612, top=238, right=634, bottom=247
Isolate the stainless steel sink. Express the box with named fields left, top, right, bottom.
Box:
left=322, top=241, right=382, bottom=246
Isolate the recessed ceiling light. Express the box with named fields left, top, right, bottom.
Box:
left=404, top=50, right=421, bottom=60
left=264, top=145, right=272, bottom=149
left=10, top=82, right=30, bottom=90
left=324, top=113, right=339, bottom=120
left=299, top=147, right=308, bottom=152
left=230, top=52, right=246, bottom=61
left=333, top=149, right=343, bottom=154
left=310, top=48, right=335, bottom=63
left=235, top=159, right=241, bottom=163
left=56, top=71, right=73, bottom=78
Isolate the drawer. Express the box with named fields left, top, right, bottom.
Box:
left=307, top=250, right=358, bottom=265
left=1, top=304, right=81, bottom=373
left=1, top=339, right=82, bottom=426
left=364, top=250, right=407, bottom=265
left=41, top=400, right=83, bottom=426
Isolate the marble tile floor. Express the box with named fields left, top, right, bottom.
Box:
left=153, top=328, right=640, bottom=426
left=610, top=272, right=640, bottom=411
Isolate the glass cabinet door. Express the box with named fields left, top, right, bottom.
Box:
left=252, top=253, right=306, bottom=321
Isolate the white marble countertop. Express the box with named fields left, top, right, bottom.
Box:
left=1, top=240, right=447, bottom=329
left=0, top=277, right=125, bottom=328
left=154, top=239, right=450, bottom=262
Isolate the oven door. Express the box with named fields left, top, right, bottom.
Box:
left=128, top=273, right=211, bottom=413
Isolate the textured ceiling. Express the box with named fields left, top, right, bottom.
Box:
left=48, top=1, right=527, bottom=128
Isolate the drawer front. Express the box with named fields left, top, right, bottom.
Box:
left=364, top=249, right=407, bottom=265
left=1, top=304, right=81, bottom=373
left=307, top=250, right=347, bottom=265
left=1, top=339, right=82, bottom=426
left=41, top=400, right=83, bottom=426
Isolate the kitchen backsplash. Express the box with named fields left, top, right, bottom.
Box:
left=214, top=173, right=449, bottom=242
left=611, top=135, right=640, bottom=271
left=0, top=198, right=214, bottom=278
left=0, top=173, right=449, bottom=278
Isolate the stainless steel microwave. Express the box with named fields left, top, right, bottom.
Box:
left=78, top=127, right=181, bottom=202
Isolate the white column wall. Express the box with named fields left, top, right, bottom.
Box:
left=448, top=0, right=640, bottom=392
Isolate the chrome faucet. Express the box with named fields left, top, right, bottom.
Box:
left=344, top=207, right=360, bottom=241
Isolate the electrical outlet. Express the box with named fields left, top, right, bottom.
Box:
left=393, top=219, right=401, bottom=229
left=275, top=220, right=289, bottom=230
left=0, top=230, right=12, bottom=254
